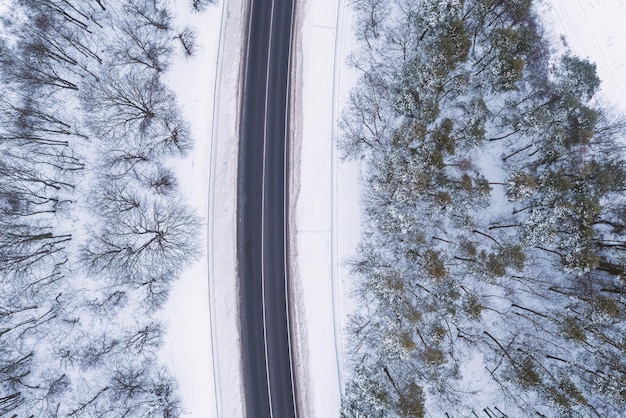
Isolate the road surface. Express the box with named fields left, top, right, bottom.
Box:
left=237, top=0, right=296, bottom=417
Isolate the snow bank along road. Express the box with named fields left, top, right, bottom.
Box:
left=238, top=0, right=297, bottom=417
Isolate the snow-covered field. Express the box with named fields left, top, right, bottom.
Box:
left=539, top=0, right=626, bottom=114
left=160, top=0, right=626, bottom=416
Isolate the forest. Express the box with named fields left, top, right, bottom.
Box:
left=0, top=0, right=213, bottom=416
left=341, top=0, right=626, bottom=416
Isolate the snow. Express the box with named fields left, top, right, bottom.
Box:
left=291, top=0, right=361, bottom=416
left=159, top=1, right=229, bottom=417
left=538, top=0, right=626, bottom=114
left=202, top=0, right=248, bottom=415
left=160, top=0, right=252, bottom=415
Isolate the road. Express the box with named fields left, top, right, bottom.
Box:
left=237, top=0, right=296, bottom=417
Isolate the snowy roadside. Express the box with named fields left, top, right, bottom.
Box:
left=204, top=0, right=248, bottom=416
left=290, top=0, right=361, bottom=416
left=158, top=2, right=220, bottom=417
left=162, top=0, right=366, bottom=414
left=160, top=0, right=246, bottom=416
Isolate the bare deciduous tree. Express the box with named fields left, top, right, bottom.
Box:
left=191, top=0, right=216, bottom=13
left=111, top=21, right=173, bottom=72
left=175, top=26, right=197, bottom=57
left=124, top=0, right=172, bottom=31
left=81, top=196, right=200, bottom=281
left=82, top=69, right=191, bottom=155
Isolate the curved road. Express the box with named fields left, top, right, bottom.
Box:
left=237, top=0, right=296, bottom=417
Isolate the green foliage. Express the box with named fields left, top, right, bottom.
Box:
left=406, top=249, right=420, bottom=262
left=559, top=378, right=587, bottom=405
left=483, top=27, right=531, bottom=90
left=507, top=171, right=537, bottom=201
left=422, top=346, right=445, bottom=365
left=468, top=118, right=486, bottom=143
left=561, top=317, right=586, bottom=342
left=464, top=294, right=483, bottom=319
left=499, top=0, right=533, bottom=23
left=424, top=249, right=448, bottom=280
left=563, top=245, right=598, bottom=273
left=543, top=169, right=573, bottom=194
left=406, top=306, right=422, bottom=323
left=514, top=356, right=542, bottom=389
left=430, top=324, right=447, bottom=342
left=458, top=98, right=488, bottom=145
left=565, top=105, right=598, bottom=146
left=592, top=295, right=621, bottom=318
left=482, top=251, right=506, bottom=277
left=457, top=174, right=491, bottom=204
left=394, top=65, right=441, bottom=122
left=384, top=275, right=405, bottom=292
left=412, top=123, right=428, bottom=141
left=397, top=382, right=425, bottom=418
left=577, top=197, right=601, bottom=226
left=504, top=245, right=526, bottom=271
left=497, top=55, right=524, bottom=90
left=586, top=160, right=626, bottom=194
left=460, top=238, right=477, bottom=257
left=433, top=118, right=455, bottom=155
left=400, top=332, right=417, bottom=351
left=341, top=367, right=391, bottom=418
left=435, top=190, right=452, bottom=207
left=557, top=54, right=601, bottom=101
left=547, top=377, right=588, bottom=408
left=438, top=19, right=471, bottom=70
left=460, top=174, right=473, bottom=192
left=473, top=175, right=492, bottom=199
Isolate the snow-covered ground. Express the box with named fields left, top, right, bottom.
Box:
left=539, top=0, right=626, bottom=114
left=160, top=0, right=245, bottom=416
left=158, top=1, right=219, bottom=416
left=290, top=0, right=341, bottom=415
left=290, top=0, right=363, bottom=416
left=159, top=0, right=626, bottom=416
left=202, top=0, right=248, bottom=415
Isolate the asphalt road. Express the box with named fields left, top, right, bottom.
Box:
left=237, top=0, right=296, bottom=417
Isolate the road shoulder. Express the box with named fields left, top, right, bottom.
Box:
left=207, top=0, right=248, bottom=416
left=289, top=0, right=361, bottom=416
